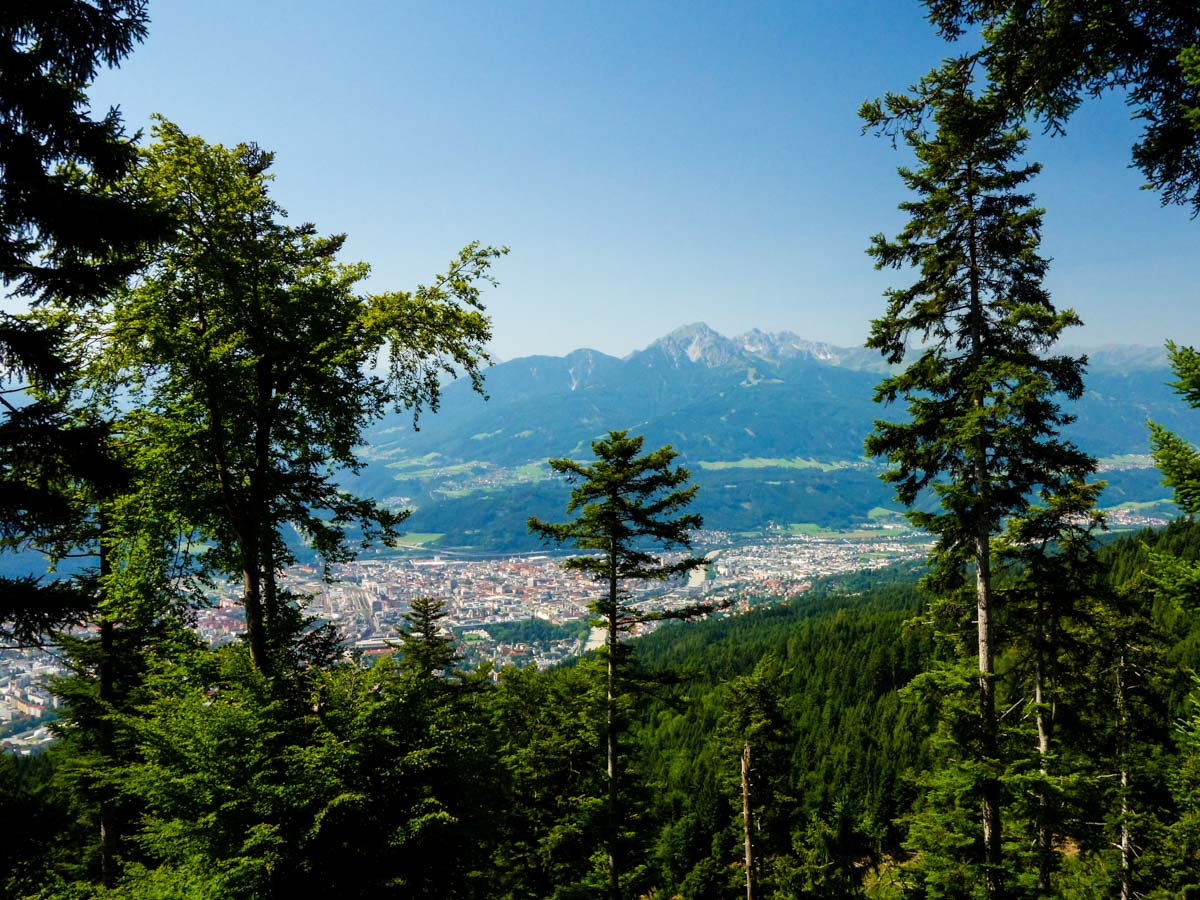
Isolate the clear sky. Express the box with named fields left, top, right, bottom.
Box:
left=88, top=0, right=1196, bottom=361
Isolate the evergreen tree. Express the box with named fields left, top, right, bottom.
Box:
left=1149, top=342, right=1200, bottom=519
left=487, top=662, right=608, bottom=899
left=529, top=430, right=709, bottom=899
left=716, top=654, right=797, bottom=899
left=917, top=0, right=1200, bottom=213
left=394, top=596, right=461, bottom=683
left=862, top=61, right=1094, bottom=897
left=1147, top=342, right=1200, bottom=620
left=0, top=0, right=163, bottom=640
left=994, top=480, right=1106, bottom=893
left=1168, top=677, right=1200, bottom=892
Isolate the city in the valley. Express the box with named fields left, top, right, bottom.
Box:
left=0, top=505, right=1167, bottom=752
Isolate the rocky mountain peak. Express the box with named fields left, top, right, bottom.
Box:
left=639, top=322, right=743, bottom=367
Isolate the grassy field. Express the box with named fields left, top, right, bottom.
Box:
left=697, top=457, right=852, bottom=472
left=393, top=532, right=444, bottom=547
left=1097, top=453, right=1155, bottom=468
left=784, top=522, right=918, bottom=540
left=1104, top=498, right=1174, bottom=512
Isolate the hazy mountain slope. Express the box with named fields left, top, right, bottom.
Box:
left=353, top=324, right=1197, bottom=548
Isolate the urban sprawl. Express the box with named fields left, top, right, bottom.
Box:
left=1, top=507, right=1166, bottom=752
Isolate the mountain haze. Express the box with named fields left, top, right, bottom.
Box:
left=356, top=324, right=1193, bottom=549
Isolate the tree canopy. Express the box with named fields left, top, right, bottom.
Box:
left=863, top=63, right=1095, bottom=897
left=921, top=0, right=1200, bottom=212
left=77, top=118, right=506, bottom=672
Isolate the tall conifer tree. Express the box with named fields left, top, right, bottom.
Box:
left=0, top=0, right=162, bottom=640
left=862, top=61, right=1094, bottom=897
left=530, top=430, right=708, bottom=900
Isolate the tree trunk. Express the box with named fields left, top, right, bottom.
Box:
left=242, top=552, right=268, bottom=672
left=263, top=562, right=280, bottom=648
left=1034, top=593, right=1054, bottom=893
left=98, top=508, right=117, bottom=888
left=1116, top=647, right=1132, bottom=900
left=1119, top=767, right=1131, bottom=900
left=967, top=188, right=1003, bottom=899
left=742, top=742, right=755, bottom=900
left=207, top=376, right=269, bottom=673
left=974, top=523, right=1003, bottom=897
left=607, top=546, right=620, bottom=900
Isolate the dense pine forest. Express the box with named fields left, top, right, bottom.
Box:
left=3, top=525, right=1200, bottom=897
left=4, top=2, right=1200, bottom=898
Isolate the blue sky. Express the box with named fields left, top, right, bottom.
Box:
left=89, top=0, right=1195, bottom=361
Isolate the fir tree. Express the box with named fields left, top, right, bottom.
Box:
left=395, top=596, right=461, bottom=683
left=862, top=61, right=1095, bottom=897
left=0, top=0, right=163, bottom=641
left=529, top=430, right=709, bottom=900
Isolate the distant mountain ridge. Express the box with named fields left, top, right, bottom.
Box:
left=354, top=324, right=1193, bottom=549
left=622, top=322, right=1169, bottom=373
left=632, top=322, right=889, bottom=372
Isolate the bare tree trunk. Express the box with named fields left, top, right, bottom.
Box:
left=1119, top=767, right=1131, bottom=900
left=97, top=508, right=117, bottom=888
left=742, top=742, right=755, bottom=900
left=975, top=525, right=1003, bottom=898
left=1034, top=594, right=1053, bottom=893
left=607, top=550, right=620, bottom=900
left=1116, top=648, right=1132, bottom=900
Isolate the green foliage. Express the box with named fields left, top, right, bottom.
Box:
left=863, top=66, right=1092, bottom=573
left=0, top=0, right=156, bottom=305
left=9, top=528, right=1200, bottom=898
left=394, top=596, right=461, bottom=682
left=530, top=431, right=705, bottom=589
left=530, top=429, right=709, bottom=898
left=77, top=118, right=505, bottom=672
left=863, top=59, right=1105, bottom=898
left=34, top=641, right=498, bottom=899
left=919, top=1, right=1200, bottom=213
left=486, top=662, right=608, bottom=898
left=1150, top=342, right=1200, bottom=519
left=1166, top=678, right=1200, bottom=890
left=0, top=0, right=165, bottom=644
left=474, top=616, right=589, bottom=646
left=715, top=655, right=807, bottom=896
left=634, top=582, right=934, bottom=897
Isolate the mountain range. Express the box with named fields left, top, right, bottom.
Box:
left=353, top=323, right=1195, bottom=550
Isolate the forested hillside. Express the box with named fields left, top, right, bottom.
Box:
left=4, top=525, right=1200, bottom=897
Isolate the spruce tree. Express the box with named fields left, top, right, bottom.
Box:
left=395, top=596, right=461, bottom=683
left=0, top=0, right=162, bottom=640
left=862, top=61, right=1094, bottom=897
left=918, top=0, right=1200, bottom=213
left=529, top=430, right=709, bottom=900
left=1151, top=341, right=1200, bottom=530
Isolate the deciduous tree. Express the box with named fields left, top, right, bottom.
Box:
left=90, top=119, right=505, bottom=674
